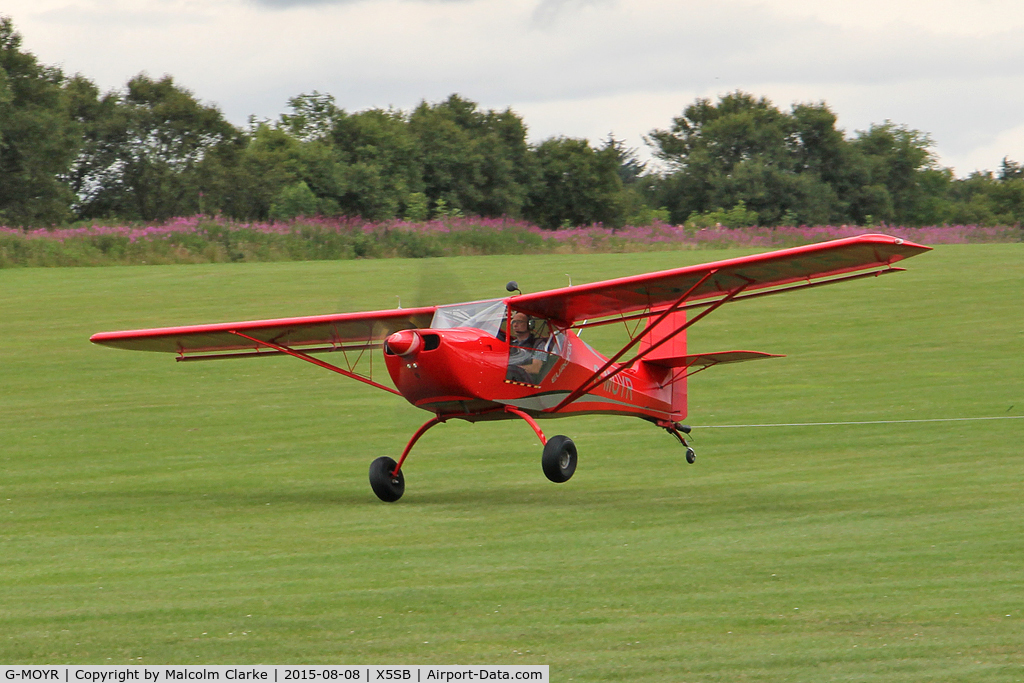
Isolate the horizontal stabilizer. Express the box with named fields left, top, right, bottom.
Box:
left=642, top=350, right=784, bottom=369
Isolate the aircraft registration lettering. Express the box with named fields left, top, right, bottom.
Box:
left=9, top=673, right=61, bottom=681
left=590, top=363, right=633, bottom=400
left=602, top=372, right=633, bottom=401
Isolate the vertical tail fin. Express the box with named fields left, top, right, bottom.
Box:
left=639, top=310, right=687, bottom=420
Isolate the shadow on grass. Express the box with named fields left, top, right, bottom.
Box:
left=64, top=480, right=706, bottom=511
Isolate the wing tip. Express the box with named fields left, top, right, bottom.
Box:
left=89, top=331, right=119, bottom=345
left=857, top=232, right=932, bottom=252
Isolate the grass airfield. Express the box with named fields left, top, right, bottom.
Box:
left=2, top=245, right=1022, bottom=680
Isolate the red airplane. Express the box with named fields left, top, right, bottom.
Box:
left=91, top=233, right=929, bottom=501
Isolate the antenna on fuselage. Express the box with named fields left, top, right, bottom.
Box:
left=506, top=281, right=521, bottom=295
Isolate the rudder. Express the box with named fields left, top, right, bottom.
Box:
left=638, top=310, right=687, bottom=420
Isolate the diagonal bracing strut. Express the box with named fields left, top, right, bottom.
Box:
left=548, top=273, right=750, bottom=413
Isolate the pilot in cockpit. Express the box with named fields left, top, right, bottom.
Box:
left=507, top=311, right=545, bottom=381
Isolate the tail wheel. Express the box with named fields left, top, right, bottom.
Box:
left=369, top=456, right=405, bottom=502
left=542, top=435, right=577, bottom=483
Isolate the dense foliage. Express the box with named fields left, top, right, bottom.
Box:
left=1, top=17, right=1022, bottom=229
left=646, top=92, right=1024, bottom=228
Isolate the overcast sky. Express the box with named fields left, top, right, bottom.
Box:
left=7, top=0, right=1024, bottom=176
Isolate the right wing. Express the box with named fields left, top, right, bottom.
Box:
left=511, top=234, right=930, bottom=327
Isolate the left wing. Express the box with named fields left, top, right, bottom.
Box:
left=511, top=234, right=930, bottom=326
left=90, top=306, right=437, bottom=357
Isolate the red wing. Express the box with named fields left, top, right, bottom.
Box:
left=90, top=306, right=437, bottom=355
left=512, top=234, right=930, bottom=325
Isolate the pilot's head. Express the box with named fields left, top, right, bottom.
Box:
left=511, top=312, right=532, bottom=339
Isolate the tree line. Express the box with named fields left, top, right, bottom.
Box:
left=2, top=17, right=1022, bottom=229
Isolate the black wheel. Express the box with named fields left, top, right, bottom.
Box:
left=369, top=456, right=405, bottom=502
left=685, top=447, right=696, bottom=464
left=542, top=435, right=577, bottom=483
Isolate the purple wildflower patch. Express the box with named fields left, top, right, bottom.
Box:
left=0, top=216, right=1018, bottom=267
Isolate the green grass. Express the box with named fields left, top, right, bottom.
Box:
left=1, top=246, right=1022, bottom=680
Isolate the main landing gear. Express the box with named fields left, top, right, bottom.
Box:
left=369, top=416, right=698, bottom=502
left=368, top=408, right=577, bottom=502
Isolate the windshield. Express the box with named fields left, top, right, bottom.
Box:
left=430, top=299, right=507, bottom=338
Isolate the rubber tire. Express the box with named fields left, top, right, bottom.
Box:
left=369, top=456, right=405, bottom=502
left=685, top=447, right=696, bottom=464
left=542, top=435, right=578, bottom=483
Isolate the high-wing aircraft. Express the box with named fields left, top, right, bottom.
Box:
left=91, top=233, right=929, bottom=501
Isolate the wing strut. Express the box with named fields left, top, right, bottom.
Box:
left=548, top=272, right=749, bottom=414
left=227, top=330, right=402, bottom=396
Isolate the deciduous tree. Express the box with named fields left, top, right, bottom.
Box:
left=409, top=94, right=533, bottom=218
left=0, top=17, right=81, bottom=225
left=71, top=74, right=241, bottom=221
left=524, top=136, right=626, bottom=228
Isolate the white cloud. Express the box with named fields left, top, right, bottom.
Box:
left=756, top=0, right=1024, bottom=38
left=529, top=0, right=616, bottom=26
left=943, top=123, right=1024, bottom=176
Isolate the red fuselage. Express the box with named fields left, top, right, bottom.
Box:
left=383, top=322, right=685, bottom=425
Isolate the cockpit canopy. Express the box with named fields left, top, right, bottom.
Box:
left=430, top=299, right=506, bottom=338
